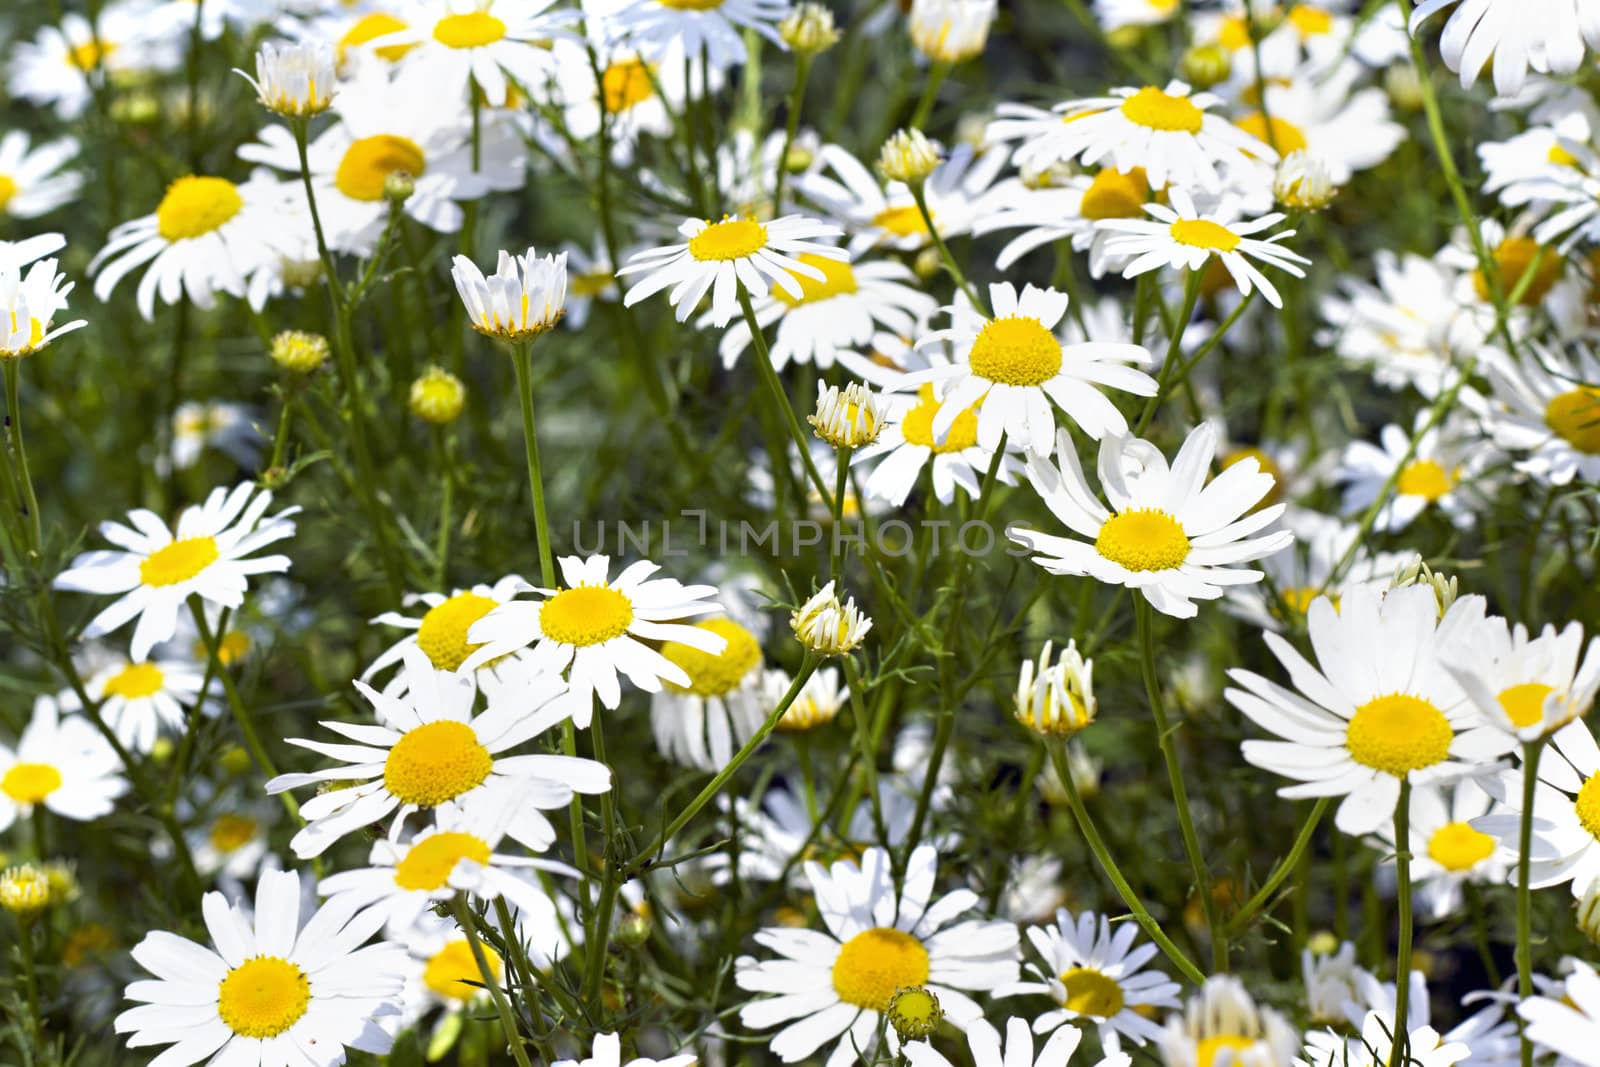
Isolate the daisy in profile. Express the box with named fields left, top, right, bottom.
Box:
left=1335, top=411, right=1488, bottom=532
left=900, top=283, right=1156, bottom=454
left=987, top=81, right=1272, bottom=193
left=711, top=247, right=938, bottom=370
left=0, top=133, right=82, bottom=220
left=1096, top=188, right=1309, bottom=309
left=1479, top=341, right=1600, bottom=486
left=1156, top=976, right=1297, bottom=1067
left=76, top=648, right=206, bottom=754
left=1408, top=0, right=1600, bottom=96
left=1094, top=0, right=1179, bottom=32
left=596, top=0, right=790, bottom=73
left=267, top=645, right=609, bottom=857
left=620, top=213, right=843, bottom=326
left=1227, top=584, right=1503, bottom=835
left=365, top=576, right=539, bottom=687
left=115, top=869, right=408, bottom=1066
left=999, top=909, right=1181, bottom=1047
left=373, top=0, right=575, bottom=105
left=452, top=247, right=567, bottom=339
left=1441, top=616, right=1600, bottom=744
left=555, top=1032, right=698, bottom=1067
left=1368, top=781, right=1504, bottom=921
left=0, top=246, right=87, bottom=359
left=90, top=171, right=297, bottom=320
left=7, top=6, right=179, bottom=120
left=858, top=384, right=1022, bottom=507
left=735, top=845, right=1019, bottom=1066
left=908, top=1017, right=1131, bottom=1067
left=1521, top=961, right=1600, bottom=1066
left=1009, top=423, right=1294, bottom=619
left=168, top=400, right=264, bottom=473
left=650, top=616, right=768, bottom=772
left=240, top=59, right=523, bottom=255
left=54, top=482, right=298, bottom=661
left=0, top=696, right=127, bottom=834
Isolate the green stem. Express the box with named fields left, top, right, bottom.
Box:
left=910, top=184, right=982, bottom=312
left=772, top=54, right=813, bottom=208
left=17, top=918, right=45, bottom=1054
left=1517, top=738, right=1546, bottom=1067
left=1390, top=777, right=1414, bottom=1067
left=451, top=895, right=536, bottom=1067
left=265, top=385, right=297, bottom=476
left=510, top=343, right=556, bottom=588
left=738, top=285, right=834, bottom=506
left=1133, top=271, right=1203, bottom=436
left=1224, top=796, right=1331, bottom=937
left=830, top=445, right=851, bottom=577
left=908, top=61, right=949, bottom=129
left=2, top=361, right=41, bottom=551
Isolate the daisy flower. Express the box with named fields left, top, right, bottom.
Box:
left=1478, top=341, right=1600, bottom=485
left=365, top=575, right=540, bottom=687
left=78, top=648, right=206, bottom=754
left=858, top=383, right=1022, bottom=507
left=267, top=645, right=610, bottom=857
left=1224, top=509, right=1410, bottom=633
left=561, top=234, right=624, bottom=329
left=650, top=616, right=769, bottom=771
left=735, top=844, right=1019, bottom=1067
left=972, top=168, right=1151, bottom=276
left=710, top=246, right=938, bottom=370
left=1334, top=411, right=1488, bottom=532
left=555, top=1032, right=698, bottom=1067
left=998, top=909, right=1181, bottom=1047
left=114, top=869, right=408, bottom=1067
left=1407, top=0, right=1600, bottom=97
left=1369, top=780, right=1506, bottom=920
left=240, top=59, right=524, bottom=255
left=452, top=246, right=567, bottom=340
left=371, top=0, right=576, bottom=106
left=1521, top=961, right=1600, bottom=1066
left=899, top=282, right=1156, bottom=454
left=620, top=214, right=844, bottom=326
left=1010, top=422, right=1294, bottom=619
left=0, top=133, right=82, bottom=220
left=1476, top=719, right=1600, bottom=898
left=1234, top=63, right=1405, bottom=185
left=168, top=400, right=265, bottom=473
left=550, top=38, right=706, bottom=162
left=189, top=803, right=274, bottom=883
left=0, top=696, right=127, bottom=834
left=1441, top=616, right=1600, bottom=743
left=1156, top=975, right=1298, bottom=1067
left=7, top=6, right=179, bottom=120
left=318, top=785, right=576, bottom=934
left=907, top=1017, right=1132, bottom=1067
left=1301, top=940, right=1362, bottom=1024
left=595, top=0, right=791, bottom=73
left=1227, top=583, right=1504, bottom=835
left=908, top=0, right=997, bottom=63
left=987, top=81, right=1273, bottom=193
left=1097, top=188, right=1309, bottom=309
left=1346, top=970, right=1522, bottom=1067
left=1094, top=0, right=1180, bottom=32
left=90, top=171, right=298, bottom=320
left=1301, top=1010, right=1469, bottom=1067
left=54, top=482, right=298, bottom=661
left=0, top=247, right=87, bottom=360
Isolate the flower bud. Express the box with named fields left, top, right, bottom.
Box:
left=239, top=40, right=335, bottom=118
left=269, top=329, right=330, bottom=374
left=384, top=170, right=416, bottom=204
left=887, top=986, right=943, bottom=1042
left=1180, top=44, right=1232, bottom=89
left=0, top=865, right=53, bottom=917
left=791, top=581, right=872, bottom=656
left=877, top=128, right=942, bottom=185
left=1273, top=151, right=1336, bottom=211
left=1015, top=640, right=1096, bottom=738
left=409, top=366, right=467, bottom=424
left=809, top=381, right=884, bottom=448
left=779, top=2, right=841, bottom=54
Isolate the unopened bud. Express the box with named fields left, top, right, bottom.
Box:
left=384, top=170, right=416, bottom=203
left=409, top=366, right=467, bottom=424
left=779, top=2, right=841, bottom=54
left=877, top=128, right=941, bottom=185
left=1180, top=44, right=1232, bottom=89
left=269, top=329, right=330, bottom=374
left=887, top=986, right=943, bottom=1041
left=1273, top=151, right=1336, bottom=211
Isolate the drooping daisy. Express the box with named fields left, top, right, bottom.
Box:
left=1521, top=961, right=1600, bottom=1066
left=987, top=81, right=1274, bottom=193
left=1369, top=780, right=1506, bottom=920
left=1334, top=411, right=1489, bottom=532
left=858, top=383, right=1022, bottom=507
left=78, top=648, right=206, bottom=754
left=0, top=696, right=127, bottom=834
left=620, top=214, right=844, bottom=326
left=998, top=909, right=1181, bottom=1047
left=1440, top=616, right=1600, bottom=744
left=90, top=171, right=298, bottom=320
left=456, top=557, right=725, bottom=724
left=1227, top=583, right=1504, bottom=835
left=594, top=0, right=790, bottom=73
left=54, top=482, right=298, bottom=661
left=735, top=844, right=1019, bottom=1067
left=0, top=248, right=87, bottom=360
left=1010, top=422, right=1294, bottom=619
left=650, top=616, right=768, bottom=772
left=370, top=0, right=576, bottom=106
left=365, top=575, right=539, bottom=690
left=1096, top=188, right=1309, bottom=309
left=0, top=133, right=82, bottom=220
left=267, top=645, right=609, bottom=857
left=554, top=1032, right=698, bottom=1067
left=1407, top=0, right=1600, bottom=97
left=1156, top=975, right=1298, bottom=1067
left=710, top=246, right=938, bottom=370
left=1478, top=341, right=1600, bottom=485
left=1224, top=509, right=1410, bottom=633
left=240, top=59, right=524, bottom=255
left=115, top=868, right=408, bottom=1067
left=908, top=1017, right=1132, bottom=1067
left=7, top=6, right=180, bottom=120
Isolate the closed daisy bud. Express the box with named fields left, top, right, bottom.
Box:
left=409, top=366, right=467, bottom=424
left=452, top=247, right=567, bottom=342
left=1579, top=883, right=1600, bottom=945
left=1389, top=555, right=1459, bottom=617
left=1014, top=640, right=1096, bottom=738
left=1179, top=43, right=1231, bottom=89
left=887, top=986, right=943, bottom=1041
left=1385, top=64, right=1425, bottom=112
left=0, top=865, right=52, bottom=916
left=383, top=170, right=416, bottom=204
left=238, top=40, right=335, bottom=118
left=878, top=128, right=942, bottom=186
left=42, top=861, right=78, bottom=905
left=791, top=581, right=872, bottom=656
left=269, top=329, right=329, bottom=374
left=1273, top=151, right=1336, bottom=211
left=616, top=911, right=653, bottom=948
left=908, top=0, right=996, bottom=63
left=809, top=381, right=884, bottom=448
left=779, top=3, right=841, bottom=55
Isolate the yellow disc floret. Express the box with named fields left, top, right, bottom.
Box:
left=139, top=536, right=220, bottom=587
left=432, top=10, right=507, bottom=47
left=1080, top=167, right=1149, bottom=221
left=1427, top=821, right=1495, bottom=871
left=383, top=721, right=493, bottom=806
left=1197, top=1036, right=1258, bottom=1067
left=335, top=135, right=427, bottom=202
left=662, top=618, right=762, bottom=697
left=103, top=662, right=165, bottom=699
left=831, top=927, right=930, bottom=1011
left=1497, top=682, right=1556, bottom=729
left=394, top=831, right=493, bottom=891
left=1059, top=967, right=1125, bottom=1017
left=424, top=939, right=500, bottom=1002
left=208, top=814, right=260, bottom=854
left=338, top=13, right=414, bottom=62
left=1, top=763, right=63, bottom=805
left=873, top=205, right=930, bottom=238
left=156, top=177, right=244, bottom=242
left=1576, top=774, right=1600, bottom=841
left=416, top=592, right=499, bottom=671
left=1120, top=86, right=1204, bottom=133
left=901, top=384, right=980, bottom=453
left=1396, top=459, right=1455, bottom=501
left=1546, top=388, right=1600, bottom=454
left=538, top=585, right=635, bottom=646
left=1170, top=218, right=1241, bottom=252
left=1235, top=113, right=1308, bottom=155
left=772, top=254, right=858, bottom=307
left=689, top=217, right=768, bottom=261
left=217, top=957, right=310, bottom=1038
left=968, top=316, right=1063, bottom=386
left=601, top=59, right=657, bottom=112
left=1345, top=693, right=1452, bottom=776
left=1095, top=509, right=1190, bottom=571
left=1474, top=236, right=1562, bottom=306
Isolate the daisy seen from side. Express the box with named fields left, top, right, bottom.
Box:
left=0, top=697, right=127, bottom=834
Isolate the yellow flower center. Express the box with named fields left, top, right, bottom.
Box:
left=1217, top=15, right=1251, bottom=49
left=874, top=204, right=931, bottom=238
left=67, top=39, right=116, bottom=71
left=571, top=270, right=613, bottom=297
left=1576, top=774, right=1600, bottom=841
left=216, top=957, right=310, bottom=1039
left=335, top=135, right=427, bottom=202
left=218, top=630, right=252, bottom=665
left=688, top=217, right=768, bottom=261
left=415, top=592, right=499, bottom=671
left=1549, top=144, right=1579, bottom=167
left=1236, top=113, right=1308, bottom=155
left=902, top=383, right=981, bottom=453
left=662, top=618, right=762, bottom=697
left=1474, top=236, right=1562, bottom=305
left=103, top=662, right=165, bottom=699
left=1497, top=682, right=1556, bottom=730
left=968, top=315, right=1063, bottom=386
left=1198, top=1036, right=1258, bottom=1067
left=139, top=536, right=220, bottom=587
left=1, top=763, right=62, bottom=805
left=658, top=0, right=726, bottom=9
left=1546, top=388, right=1600, bottom=453
left=1287, top=4, right=1334, bottom=35
left=156, top=177, right=243, bottom=242
left=423, top=939, right=501, bottom=1001
left=601, top=59, right=657, bottom=112
left=394, top=831, right=493, bottom=891
left=1345, top=693, right=1452, bottom=776
left=1396, top=459, right=1455, bottom=501
left=831, top=927, right=930, bottom=1011
left=1170, top=218, right=1241, bottom=252
left=1059, top=967, right=1125, bottom=1017
left=208, top=814, right=259, bottom=854
left=1280, top=587, right=1331, bottom=615
left=0, top=176, right=16, bottom=213
left=1094, top=509, right=1190, bottom=571
left=772, top=253, right=858, bottom=307
left=1080, top=167, right=1148, bottom=220
left=338, top=12, right=414, bottom=62
left=538, top=585, right=635, bottom=646
left=1427, top=820, right=1495, bottom=871
left=433, top=10, right=507, bottom=48
left=383, top=720, right=493, bottom=807
left=1120, top=86, right=1204, bottom=133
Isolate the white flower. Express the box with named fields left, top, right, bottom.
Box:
left=596, top=0, right=791, bottom=73
left=1299, top=1011, right=1469, bottom=1067
left=1521, top=960, right=1600, bottom=1067
left=168, top=401, right=264, bottom=473
left=857, top=381, right=1022, bottom=507
left=555, top=1032, right=697, bottom=1067
left=1479, top=341, right=1600, bottom=486
left=650, top=617, right=769, bottom=771
left=0, top=132, right=82, bottom=219
left=1476, top=719, right=1600, bottom=898
left=1441, top=616, right=1600, bottom=743
left=772, top=665, right=849, bottom=732
left=908, top=0, right=996, bottom=61
left=115, top=869, right=408, bottom=1066
left=1345, top=971, right=1521, bottom=1067
left=1224, top=510, right=1411, bottom=633
left=371, top=0, right=577, bottom=106
left=1334, top=411, right=1488, bottom=532
left=1408, top=0, right=1600, bottom=96
left=972, top=171, right=1149, bottom=277
left=0, top=249, right=85, bottom=359
left=1243, top=64, right=1405, bottom=186
left=239, top=39, right=336, bottom=117
left=452, top=247, right=567, bottom=340
left=908, top=1017, right=1131, bottom=1067
left=735, top=845, right=1019, bottom=1067
left=1369, top=780, right=1507, bottom=920
left=1227, top=584, right=1505, bottom=835
left=364, top=575, right=540, bottom=687
left=999, top=909, right=1181, bottom=1046
left=790, top=581, right=873, bottom=655
left=8, top=7, right=179, bottom=121
left=810, top=381, right=885, bottom=448
left=1158, top=976, right=1298, bottom=1067
left=1013, top=641, right=1097, bottom=738
left=1301, top=940, right=1362, bottom=1024
left=79, top=650, right=206, bottom=754
left=1010, top=423, right=1293, bottom=619
left=54, top=483, right=299, bottom=661
left=0, top=697, right=127, bottom=834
